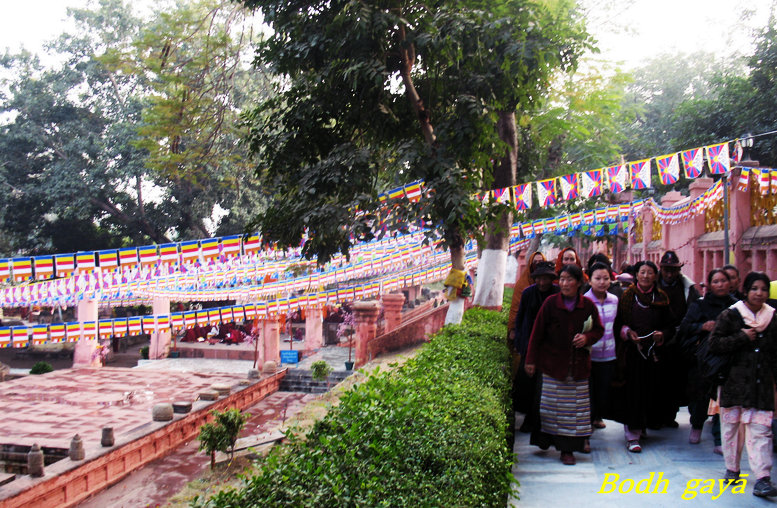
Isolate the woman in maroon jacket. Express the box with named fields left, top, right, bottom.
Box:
left=525, top=264, right=604, bottom=465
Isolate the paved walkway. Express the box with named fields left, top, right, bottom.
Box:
left=510, top=411, right=775, bottom=507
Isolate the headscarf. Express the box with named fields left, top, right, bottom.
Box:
left=555, top=246, right=583, bottom=274
left=507, top=251, right=545, bottom=333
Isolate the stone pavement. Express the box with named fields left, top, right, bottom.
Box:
left=77, top=391, right=316, bottom=508
left=510, top=410, right=776, bottom=507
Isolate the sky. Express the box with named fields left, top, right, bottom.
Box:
left=0, top=0, right=773, bottom=69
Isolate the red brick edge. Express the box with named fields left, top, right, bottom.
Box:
left=0, top=370, right=287, bottom=508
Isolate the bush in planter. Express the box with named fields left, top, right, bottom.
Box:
left=196, top=304, right=514, bottom=507
left=30, top=361, right=54, bottom=375
left=310, top=360, right=332, bottom=383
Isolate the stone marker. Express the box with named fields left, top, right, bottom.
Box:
left=248, top=368, right=260, bottom=379
left=173, top=401, right=192, bottom=414
left=238, top=379, right=250, bottom=386
left=262, top=360, right=278, bottom=374
left=101, top=427, right=115, bottom=447
left=199, top=390, right=219, bottom=401
left=211, top=383, right=231, bottom=397
left=27, top=444, right=44, bottom=477
left=152, top=403, right=174, bottom=422
left=69, top=435, right=85, bottom=461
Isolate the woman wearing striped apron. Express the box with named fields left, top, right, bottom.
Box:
left=525, top=264, right=604, bottom=465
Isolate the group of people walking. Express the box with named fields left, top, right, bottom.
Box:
left=508, top=248, right=777, bottom=498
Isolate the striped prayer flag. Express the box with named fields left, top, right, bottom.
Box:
left=256, top=301, right=268, bottom=318
left=127, top=317, right=142, bottom=335
left=50, top=323, right=65, bottom=343
left=142, top=316, right=156, bottom=333
left=171, top=312, right=184, bottom=331
left=112, top=318, right=128, bottom=337
left=183, top=310, right=197, bottom=329
left=157, top=314, right=170, bottom=330
left=221, top=307, right=235, bottom=323
left=55, top=254, right=75, bottom=277
left=0, top=327, right=10, bottom=348
left=138, top=246, right=159, bottom=265
left=159, top=244, right=179, bottom=263
left=200, top=239, right=219, bottom=260
left=243, top=234, right=260, bottom=253
left=12, top=257, right=32, bottom=281
left=66, top=322, right=81, bottom=342
left=34, top=256, right=54, bottom=280
left=772, top=168, right=777, bottom=194
left=76, top=252, right=96, bottom=271
left=207, top=308, right=221, bottom=325
left=32, top=325, right=48, bottom=345
left=737, top=167, right=750, bottom=192
left=81, top=321, right=97, bottom=340
left=387, top=186, right=405, bottom=200
left=98, top=250, right=118, bottom=269
left=221, top=235, right=241, bottom=256
left=119, top=248, right=139, bottom=267
left=180, top=240, right=200, bottom=260
left=98, top=320, right=113, bottom=339
left=0, top=259, right=9, bottom=283
left=243, top=304, right=257, bottom=319
left=404, top=181, right=423, bottom=202
left=12, top=327, right=28, bottom=348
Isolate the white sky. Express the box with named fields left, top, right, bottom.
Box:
left=0, top=0, right=772, bottom=68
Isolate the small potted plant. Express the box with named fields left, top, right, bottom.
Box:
left=336, top=310, right=356, bottom=370
left=310, top=360, right=333, bottom=390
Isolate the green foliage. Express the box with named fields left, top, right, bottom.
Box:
left=195, top=306, right=514, bottom=507
left=239, top=0, right=591, bottom=263
left=29, top=361, right=54, bottom=375
left=198, top=408, right=249, bottom=468
left=310, top=360, right=333, bottom=382
left=139, top=346, right=149, bottom=359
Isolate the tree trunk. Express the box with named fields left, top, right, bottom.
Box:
left=473, top=110, right=518, bottom=310
left=444, top=228, right=467, bottom=325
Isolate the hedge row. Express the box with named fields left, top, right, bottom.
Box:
left=196, top=304, right=513, bottom=507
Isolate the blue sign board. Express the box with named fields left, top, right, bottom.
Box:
left=280, top=350, right=299, bottom=364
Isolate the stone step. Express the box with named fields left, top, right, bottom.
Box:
left=279, top=369, right=352, bottom=393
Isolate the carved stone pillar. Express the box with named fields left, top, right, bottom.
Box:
left=73, top=298, right=99, bottom=368
left=305, top=307, right=324, bottom=351
left=149, top=296, right=171, bottom=360
left=262, top=316, right=281, bottom=364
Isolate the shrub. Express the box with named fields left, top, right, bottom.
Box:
left=29, top=361, right=53, bottom=375
left=196, top=303, right=514, bottom=507
left=198, top=408, right=248, bottom=469
left=139, top=346, right=149, bottom=359
left=310, top=360, right=333, bottom=382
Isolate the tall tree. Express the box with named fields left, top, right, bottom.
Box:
left=240, top=0, right=589, bottom=321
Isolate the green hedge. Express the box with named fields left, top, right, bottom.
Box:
left=196, top=304, right=513, bottom=507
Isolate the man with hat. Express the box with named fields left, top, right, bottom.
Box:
left=513, top=260, right=560, bottom=433
left=657, top=250, right=701, bottom=428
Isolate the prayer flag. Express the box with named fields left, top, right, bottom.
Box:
left=736, top=167, right=750, bottom=192
left=629, top=159, right=652, bottom=190
left=12, top=257, right=32, bottom=281
left=113, top=318, right=128, bottom=337
left=81, top=321, right=96, bottom=340
left=34, top=256, right=54, bottom=280
left=50, top=323, right=65, bottom=343
left=55, top=254, right=75, bottom=277
left=138, top=246, right=159, bottom=265
left=536, top=178, right=556, bottom=207
left=513, top=184, right=532, bottom=211
left=201, top=239, right=219, bottom=260
left=159, top=244, right=178, bottom=262
left=66, top=322, right=81, bottom=342
left=221, top=235, right=241, bottom=256
left=772, top=169, right=777, bottom=195
left=656, top=153, right=680, bottom=185
left=76, top=252, right=95, bottom=272
left=180, top=240, right=200, bottom=260
left=98, top=250, right=118, bottom=269
left=580, top=169, right=603, bottom=197
left=706, top=142, right=730, bottom=175
left=606, top=164, right=627, bottom=193
left=244, top=234, right=260, bottom=253
left=681, top=148, right=704, bottom=178
left=12, top=327, right=27, bottom=348
left=127, top=317, right=142, bottom=335
left=0, top=327, right=10, bottom=348
left=118, top=248, right=139, bottom=267
left=492, top=186, right=512, bottom=205
left=404, top=181, right=423, bottom=202
left=99, top=320, right=113, bottom=339
left=558, top=173, right=579, bottom=200
left=32, top=325, right=48, bottom=345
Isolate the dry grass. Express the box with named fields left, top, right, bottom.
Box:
left=164, top=343, right=425, bottom=507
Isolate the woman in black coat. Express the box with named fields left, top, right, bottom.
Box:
left=678, top=269, right=736, bottom=450
left=709, top=271, right=777, bottom=498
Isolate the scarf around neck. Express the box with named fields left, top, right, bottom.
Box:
left=732, top=300, right=775, bottom=333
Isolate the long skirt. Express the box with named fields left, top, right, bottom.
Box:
left=530, top=374, right=591, bottom=452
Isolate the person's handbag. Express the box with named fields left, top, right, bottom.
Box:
left=695, top=336, right=730, bottom=384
